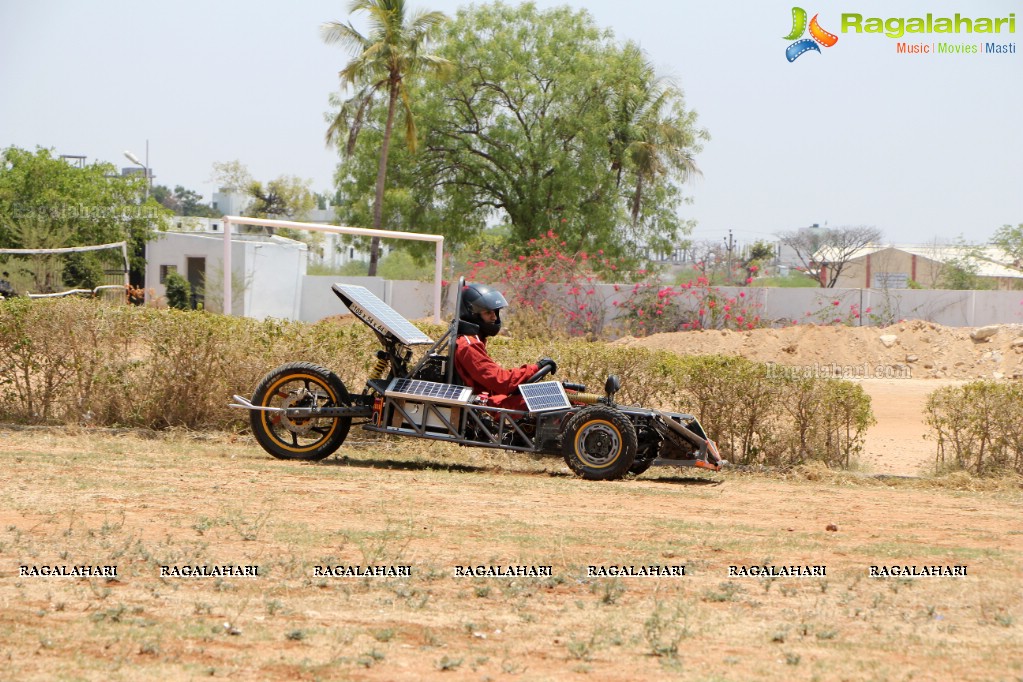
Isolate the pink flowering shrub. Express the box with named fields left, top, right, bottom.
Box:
left=463, top=237, right=772, bottom=338
left=464, top=231, right=629, bottom=339
left=613, top=268, right=766, bottom=336
left=802, top=299, right=873, bottom=326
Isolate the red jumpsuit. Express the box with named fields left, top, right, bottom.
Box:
left=454, top=334, right=539, bottom=412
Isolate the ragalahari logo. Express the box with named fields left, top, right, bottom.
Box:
left=784, top=7, right=839, bottom=61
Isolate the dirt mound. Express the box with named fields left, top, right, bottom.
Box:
left=615, top=320, right=1023, bottom=380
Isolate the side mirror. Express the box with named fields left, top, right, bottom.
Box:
left=604, top=375, right=621, bottom=399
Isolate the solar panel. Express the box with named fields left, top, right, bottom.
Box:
left=386, top=378, right=474, bottom=405
left=519, top=382, right=571, bottom=413
left=332, top=284, right=434, bottom=346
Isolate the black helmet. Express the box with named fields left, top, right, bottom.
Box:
left=460, top=282, right=508, bottom=338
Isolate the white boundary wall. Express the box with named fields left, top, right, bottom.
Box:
left=583, top=285, right=1023, bottom=329
left=300, top=276, right=442, bottom=323
left=297, top=280, right=1023, bottom=330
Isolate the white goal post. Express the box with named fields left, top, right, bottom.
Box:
left=220, top=216, right=444, bottom=323
left=0, top=241, right=130, bottom=294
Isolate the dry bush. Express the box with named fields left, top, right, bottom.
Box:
left=927, top=381, right=1023, bottom=476
left=490, top=337, right=874, bottom=467
left=0, top=298, right=377, bottom=429
left=0, top=298, right=873, bottom=468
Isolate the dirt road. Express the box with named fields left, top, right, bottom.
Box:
left=857, top=378, right=965, bottom=476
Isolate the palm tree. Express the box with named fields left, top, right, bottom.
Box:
left=608, top=46, right=703, bottom=226
left=321, top=0, right=450, bottom=275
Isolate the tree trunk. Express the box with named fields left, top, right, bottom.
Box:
left=630, top=174, right=644, bottom=226
left=368, top=81, right=400, bottom=277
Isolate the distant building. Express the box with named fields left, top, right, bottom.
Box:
left=814, top=244, right=1023, bottom=290
left=163, top=216, right=230, bottom=233
left=211, top=187, right=252, bottom=217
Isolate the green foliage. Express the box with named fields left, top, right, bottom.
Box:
left=330, top=2, right=707, bottom=262
left=743, top=241, right=776, bottom=272
left=614, top=276, right=765, bottom=335
left=308, top=250, right=435, bottom=280
left=322, top=0, right=451, bottom=274
left=926, top=381, right=1023, bottom=475
left=927, top=238, right=995, bottom=291
left=750, top=272, right=818, bottom=288
left=0, top=146, right=167, bottom=286
left=308, top=260, right=369, bottom=277
left=245, top=175, right=316, bottom=221
left=151, top=184, right=220, bottom=217
left=164, top=271, right=192, bottom=310
left=992, top=223, right=1023, bottom=265
left=463, top=236, right=766, bottom=337
left=938, top=256, right=992, bottom=290
left=4, top=213, right=72, bottom=292
left=378, top=250, right=434, bottom=280
left=0, top=298, right=872, bottom=468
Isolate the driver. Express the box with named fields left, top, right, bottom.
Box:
left=454, top=282, right=556, bottom=412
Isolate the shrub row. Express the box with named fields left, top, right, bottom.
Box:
left=0, top=298, right=873, bottom=468
left=926, top=381, right=1023, bottom=476
left=488, top=338, right=874, bottom=468
left=0, top=298, right=382, bottom=430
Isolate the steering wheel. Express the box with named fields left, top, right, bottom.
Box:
left=523, top=362, right=556, bottom=384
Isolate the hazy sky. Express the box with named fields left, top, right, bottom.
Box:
left=2, top=0, right=1020, bottom=246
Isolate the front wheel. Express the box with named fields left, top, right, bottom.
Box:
left=562, top=406, right=637, bottom=480
left=249, top=362, right=351, bottom=461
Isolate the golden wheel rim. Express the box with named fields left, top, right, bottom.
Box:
left=259, top=373, right=339, bottom=453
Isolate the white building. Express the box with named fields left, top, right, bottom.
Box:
left=145, top=229, right=307, bottom=319
left=211, top=187, right=252, bottom=217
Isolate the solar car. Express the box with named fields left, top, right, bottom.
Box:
left=232, top=280, right=722, bottom=480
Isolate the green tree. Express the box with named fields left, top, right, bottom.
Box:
left=210, top=160, right=316, bottom=234
left=935, top=240, right=993, bottom=291
left=246, top=176, right=316, bottom=222
left=332, top=3, right=707, bottom=264
left=164, top=269, right=192, bottom=309
left=152, top=184, right=219, bottom=217
left=938, top=257, right=990, bottom=290
left=0, top=146, right=164, bottom=287
left=6, top=214, right=71, bottom=292
left=992, top=223, right=1023, bottom=267
left=608, top=44, right=704, bottom=228
left=209, top=160, right=254, bottom=193
left=321, top=0, right=451, bottom=275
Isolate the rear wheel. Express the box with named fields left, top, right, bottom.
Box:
left=562, top=406, right=637, bottom=480
left=249, top=362, right=351, bottom=461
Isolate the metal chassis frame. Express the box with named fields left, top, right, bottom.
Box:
left=362, top=393, right=557, bottom=454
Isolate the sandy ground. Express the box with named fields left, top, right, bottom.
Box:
left=857, top=378, right=963, bottom=477
left=617, top=320, right=1023, bottom=381
left=1, top=428, right=1021, bottom=681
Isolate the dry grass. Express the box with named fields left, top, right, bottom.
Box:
left=1, top=427, right=1021, bottom=681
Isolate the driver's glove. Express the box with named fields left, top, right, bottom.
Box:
left=537, top=357, right=558, bottom=375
